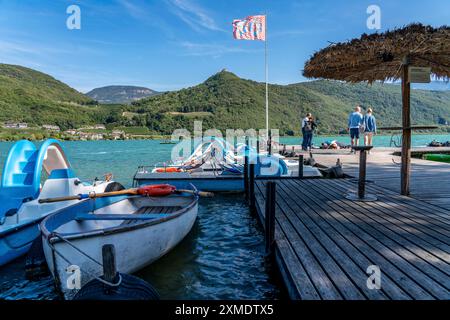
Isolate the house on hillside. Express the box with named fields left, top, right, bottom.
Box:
left=64, top=129, right=77, bottom=135
left=2, top=122, right=28, bottom=129
left=94, top=124, right=106, bottom=130
left=111, top=130, right=125, bottom=140
left=42, top=125, right=61, bottom=132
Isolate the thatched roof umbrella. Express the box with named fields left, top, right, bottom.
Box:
left=303, top=23, right=450, bottom=196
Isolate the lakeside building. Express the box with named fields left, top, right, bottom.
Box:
left=42, top=125, right=61, bottom=132
left=64, top=129, right=77, bottom=135
left=2, top=122, right=28, bottom=129
left=111, top=130, right=125, bottom=140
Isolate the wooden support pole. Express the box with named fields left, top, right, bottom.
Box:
left=268, top=130, right=272, bottom=155
left=249, top=163, right=255, bottom=209
left=401, top=61, right=411, bottom=196
left=298, top=154, right=304, bottom=179
left=358, top=150, right=367, bottom=199
left=244, top=154, right=249, bottom=200
left=102, top=244, right=117, bottom=284
left=265, top=181, right=276, bottom=256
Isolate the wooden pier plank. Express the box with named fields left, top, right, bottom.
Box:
left=254, top=178, right=450, bottom=300
left=307, top=150, right=450, bottom=209
left=278, top=180, right=434, bottom=299
left=297, top=179, right=450, bottom=294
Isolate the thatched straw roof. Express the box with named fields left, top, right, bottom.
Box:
left=303, top=24, right=450, bottom=83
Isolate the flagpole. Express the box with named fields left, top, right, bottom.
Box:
left=264, top=15, right=269, bottom=140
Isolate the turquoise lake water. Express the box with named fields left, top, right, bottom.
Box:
left=0, top=134, right=448, bottom=299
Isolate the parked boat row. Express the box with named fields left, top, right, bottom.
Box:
left=133, top=137, right=322, bottom=191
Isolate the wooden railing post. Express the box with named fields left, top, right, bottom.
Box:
left=249, top=163, right=255, bottom=209
left=268, top=130, right=272, bottom=155
left=298, top=154, right=304, bottom=179
left=244, top=154, right=249, bottom=200
left=265, top=182, right=276, bottom=256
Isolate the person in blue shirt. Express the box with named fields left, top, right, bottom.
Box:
left=364, top=107, right=377, bottom=147
left=348, top=105, right=364, bottom=149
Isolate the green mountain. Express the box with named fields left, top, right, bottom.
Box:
left=0, top=63, right=112, bottom=130
left=125, top=70, right=450, bottom=135
left=1, top=65, right=449, bottom=136
left=86, top=85, right=158, bottom=104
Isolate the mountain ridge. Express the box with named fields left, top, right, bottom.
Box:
left=126, top=70, right=450, bottom=135
left=86, top=85, right=159, bottom=104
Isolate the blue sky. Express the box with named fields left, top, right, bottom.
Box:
left=0, top=0, right=449, bottom=92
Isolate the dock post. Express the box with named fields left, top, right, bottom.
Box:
left=268, top=130, right=272, bottom=155
left=358, top=150, right=367, bottom=199
left=102, top=244, right=118, bottom=284
left=244, top=154, right=249, bottom=200
left=265, top=181, right=276, bottom=256
left=298, top=154, right=304, bottom=179
left=249, top=163, right=255, bottom=210
left=346, top=146, right=376, bottom=201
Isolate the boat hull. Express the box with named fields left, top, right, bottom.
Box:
left=42, top=199, right=198, bottom=299
left=134, top=176, right=244, bottom=192
left=0, top=221, right=40, bottom=266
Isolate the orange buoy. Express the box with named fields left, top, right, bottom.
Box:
left=137, top=184, right=176, bottom=197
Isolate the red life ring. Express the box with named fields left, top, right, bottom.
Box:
left=155, top=167, right=182, bottom=173
left=137, top=184, right=176, bottom=197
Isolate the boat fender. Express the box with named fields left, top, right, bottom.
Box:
left=138, top=184, right=176, bottom=197
left=73, top=273, right=160, bottom=300
left=104, top=182, right=126, bottom=192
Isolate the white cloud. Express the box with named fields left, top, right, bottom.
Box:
left=166, top=0, right=224, bottom=32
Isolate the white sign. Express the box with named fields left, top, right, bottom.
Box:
left=408, top=66, right=431, bottom=83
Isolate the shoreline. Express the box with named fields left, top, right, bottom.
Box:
left=0, top=132, right=448, bottom=143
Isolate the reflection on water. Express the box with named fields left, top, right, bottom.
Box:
left=0, top=195, right=282, bottom=300
left=137, top=195, right=281, bottom=300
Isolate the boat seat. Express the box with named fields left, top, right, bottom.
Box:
left=0, top=187, right=34, bottom=225
left=120, top=206, right=182, bottom=226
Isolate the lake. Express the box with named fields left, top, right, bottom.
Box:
left=0, top=134, right=448, bottom=299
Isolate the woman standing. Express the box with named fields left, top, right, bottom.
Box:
left=364, top=108, right=377, bottom=147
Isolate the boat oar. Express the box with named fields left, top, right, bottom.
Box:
left=175, top=189, right=214, bottom=198
left=38, top=185, right=213, bottom=203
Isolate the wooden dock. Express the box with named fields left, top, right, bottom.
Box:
left=306, top=149, right=450, bottom=209
left=254, top=178, right=450, bottom=300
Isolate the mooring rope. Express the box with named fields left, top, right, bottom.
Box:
left=48, top=233, right=122, bottom=288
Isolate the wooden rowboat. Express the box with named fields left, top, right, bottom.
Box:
left=40, top=186, right=198, bottom=299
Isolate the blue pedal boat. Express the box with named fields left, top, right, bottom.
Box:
left=0, top=139, right=117, bottom=266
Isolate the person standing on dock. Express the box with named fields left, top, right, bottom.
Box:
left=304, top=116, right=317, bottom=151
left=301, top=113, right=312, bottom=151
left=363, top=107, right=377, bottom=148
left=348, top=106, right=364, bottom=151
